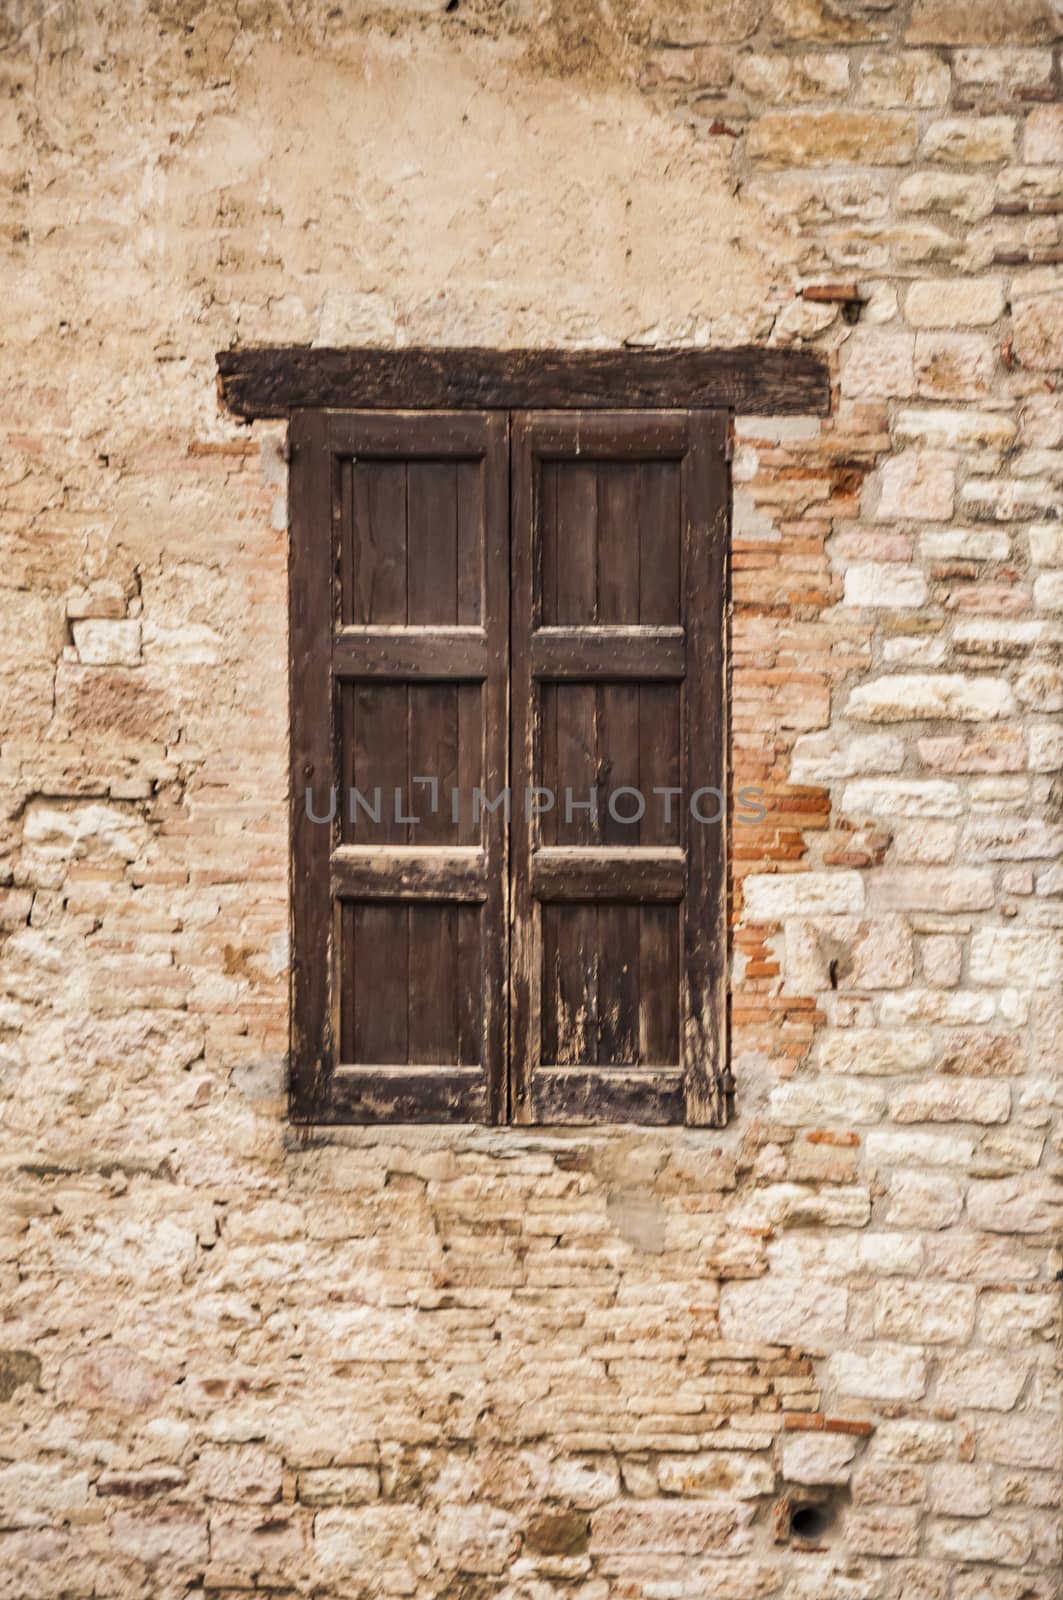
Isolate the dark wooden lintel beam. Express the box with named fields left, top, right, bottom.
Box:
left=216, top=345, right=831, bottom=419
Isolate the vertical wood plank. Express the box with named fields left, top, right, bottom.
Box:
left=456, top=680, right=481, bottom=847
left=407, top=461, right=458, bottom=624
left=339, top=891, right=356, bottom=1062
left=638, top=684, right=681, bottom=847
left=540, top=904, right=560, bottom=1066
left=339, top=458, right=354, bottom=626
left=638, top=461, right=681, bottom=625
left=555, top=685, right=598, bottom=846
left=456, top=458, right=482, bottom=626
left=555, top=905, right=598, bottom=1066
left=455, top=907, right=482, bottom=1066
left=599, top=683, right=641, bottom=846
left=554, top=462, right=598, bottom=624
left=540, top=460, right=559, bottom=627
left=352, top=684, right=409, bottom=844
left=481, top=413, right=510, bottom=1122
left=408, top=686, right=459, bottom=845
left=407, top=903, right=457, bottom=1064
left=597, top=460, right=643, bottom=849
left=596, top=904, right=639, bottom=1065
left=289, top=410, right=335, bottom=1120
left=539, top=462, right=559, bottom=850
left=539, top=683, right=558, bottom=848
left=682, top=409, right=729, bottom=1125
left=597, top=462, right=640, bottom=624
left=353, top=461, right=407, bottom=624
left=638, top=905, right=679, bottom=1065
left=353, top=903, right=410, bottom=1063
left=509, top=414, right=538, bottom=1117
left=338, top=682, right=356, bottom=845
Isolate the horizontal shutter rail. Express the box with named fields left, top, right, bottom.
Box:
left=522, top=412, right=689, bottom=456
left=329, top=1067, right=487, bottom=1123
left=333, top=626, right=488, bottom=680
left=326, top=411, right=498, bottom=457
left=331, top=845, right=488, bottom=901
left=529, top=1068, right=685, bottom=1125
left=528, top=624, right=685, bottom=681
left=530, top=626, right=685, bottom=681
left=531, top=846, right=686, bottom=903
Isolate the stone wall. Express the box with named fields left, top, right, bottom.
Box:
left=1, top=2, right=1061, bottom=1597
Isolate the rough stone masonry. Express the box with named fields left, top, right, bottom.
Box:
left=1, top=1, right=1062, bottom=1597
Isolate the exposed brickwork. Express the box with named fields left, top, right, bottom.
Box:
left=1, top=3, right=1061, bottom=1597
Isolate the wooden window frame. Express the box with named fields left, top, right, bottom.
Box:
left=219, top=347, right=830, bottom=1128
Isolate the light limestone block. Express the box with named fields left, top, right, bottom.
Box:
left=829, top=1344, right=928, bottom=1400
left=744, top=872, right=864, bottom=919
left=906, top=277, right=1005, bottom=328
left=781, top=1431, right=860, bottom=1486
left=843, top=562, right=927, bottom=607
left=848, top=673, right=1015, bottom=722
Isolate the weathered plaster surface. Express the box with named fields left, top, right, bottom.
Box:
left=1, top=2, right=1061, bottom=1596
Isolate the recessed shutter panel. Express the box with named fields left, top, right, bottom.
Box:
left=289, top=411, right=509, bottom=1123
left=510, top=411, right=728, bottom=1126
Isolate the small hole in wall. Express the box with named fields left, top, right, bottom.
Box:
left=790, top=1503, right=831, bottom=1541
left=776, top=1483, right=849, bottom=1546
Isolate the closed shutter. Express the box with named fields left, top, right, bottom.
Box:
left=509, top=412, right=728, bottom=1126
left=289, top=410, right=509, bottom=1123
left=290, top=405, right=727, bottom=1125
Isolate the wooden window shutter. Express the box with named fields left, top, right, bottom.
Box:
left=509, top=412, right=728, bottom=1126
left=289, top=410, right=510, bottom=1123
left=289, top=402, right=728, bottom=1126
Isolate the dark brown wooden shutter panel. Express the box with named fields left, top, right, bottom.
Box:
left=510, top=412, right=728, bottom=1126
left=290, top=411, right=509, bottom=1123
